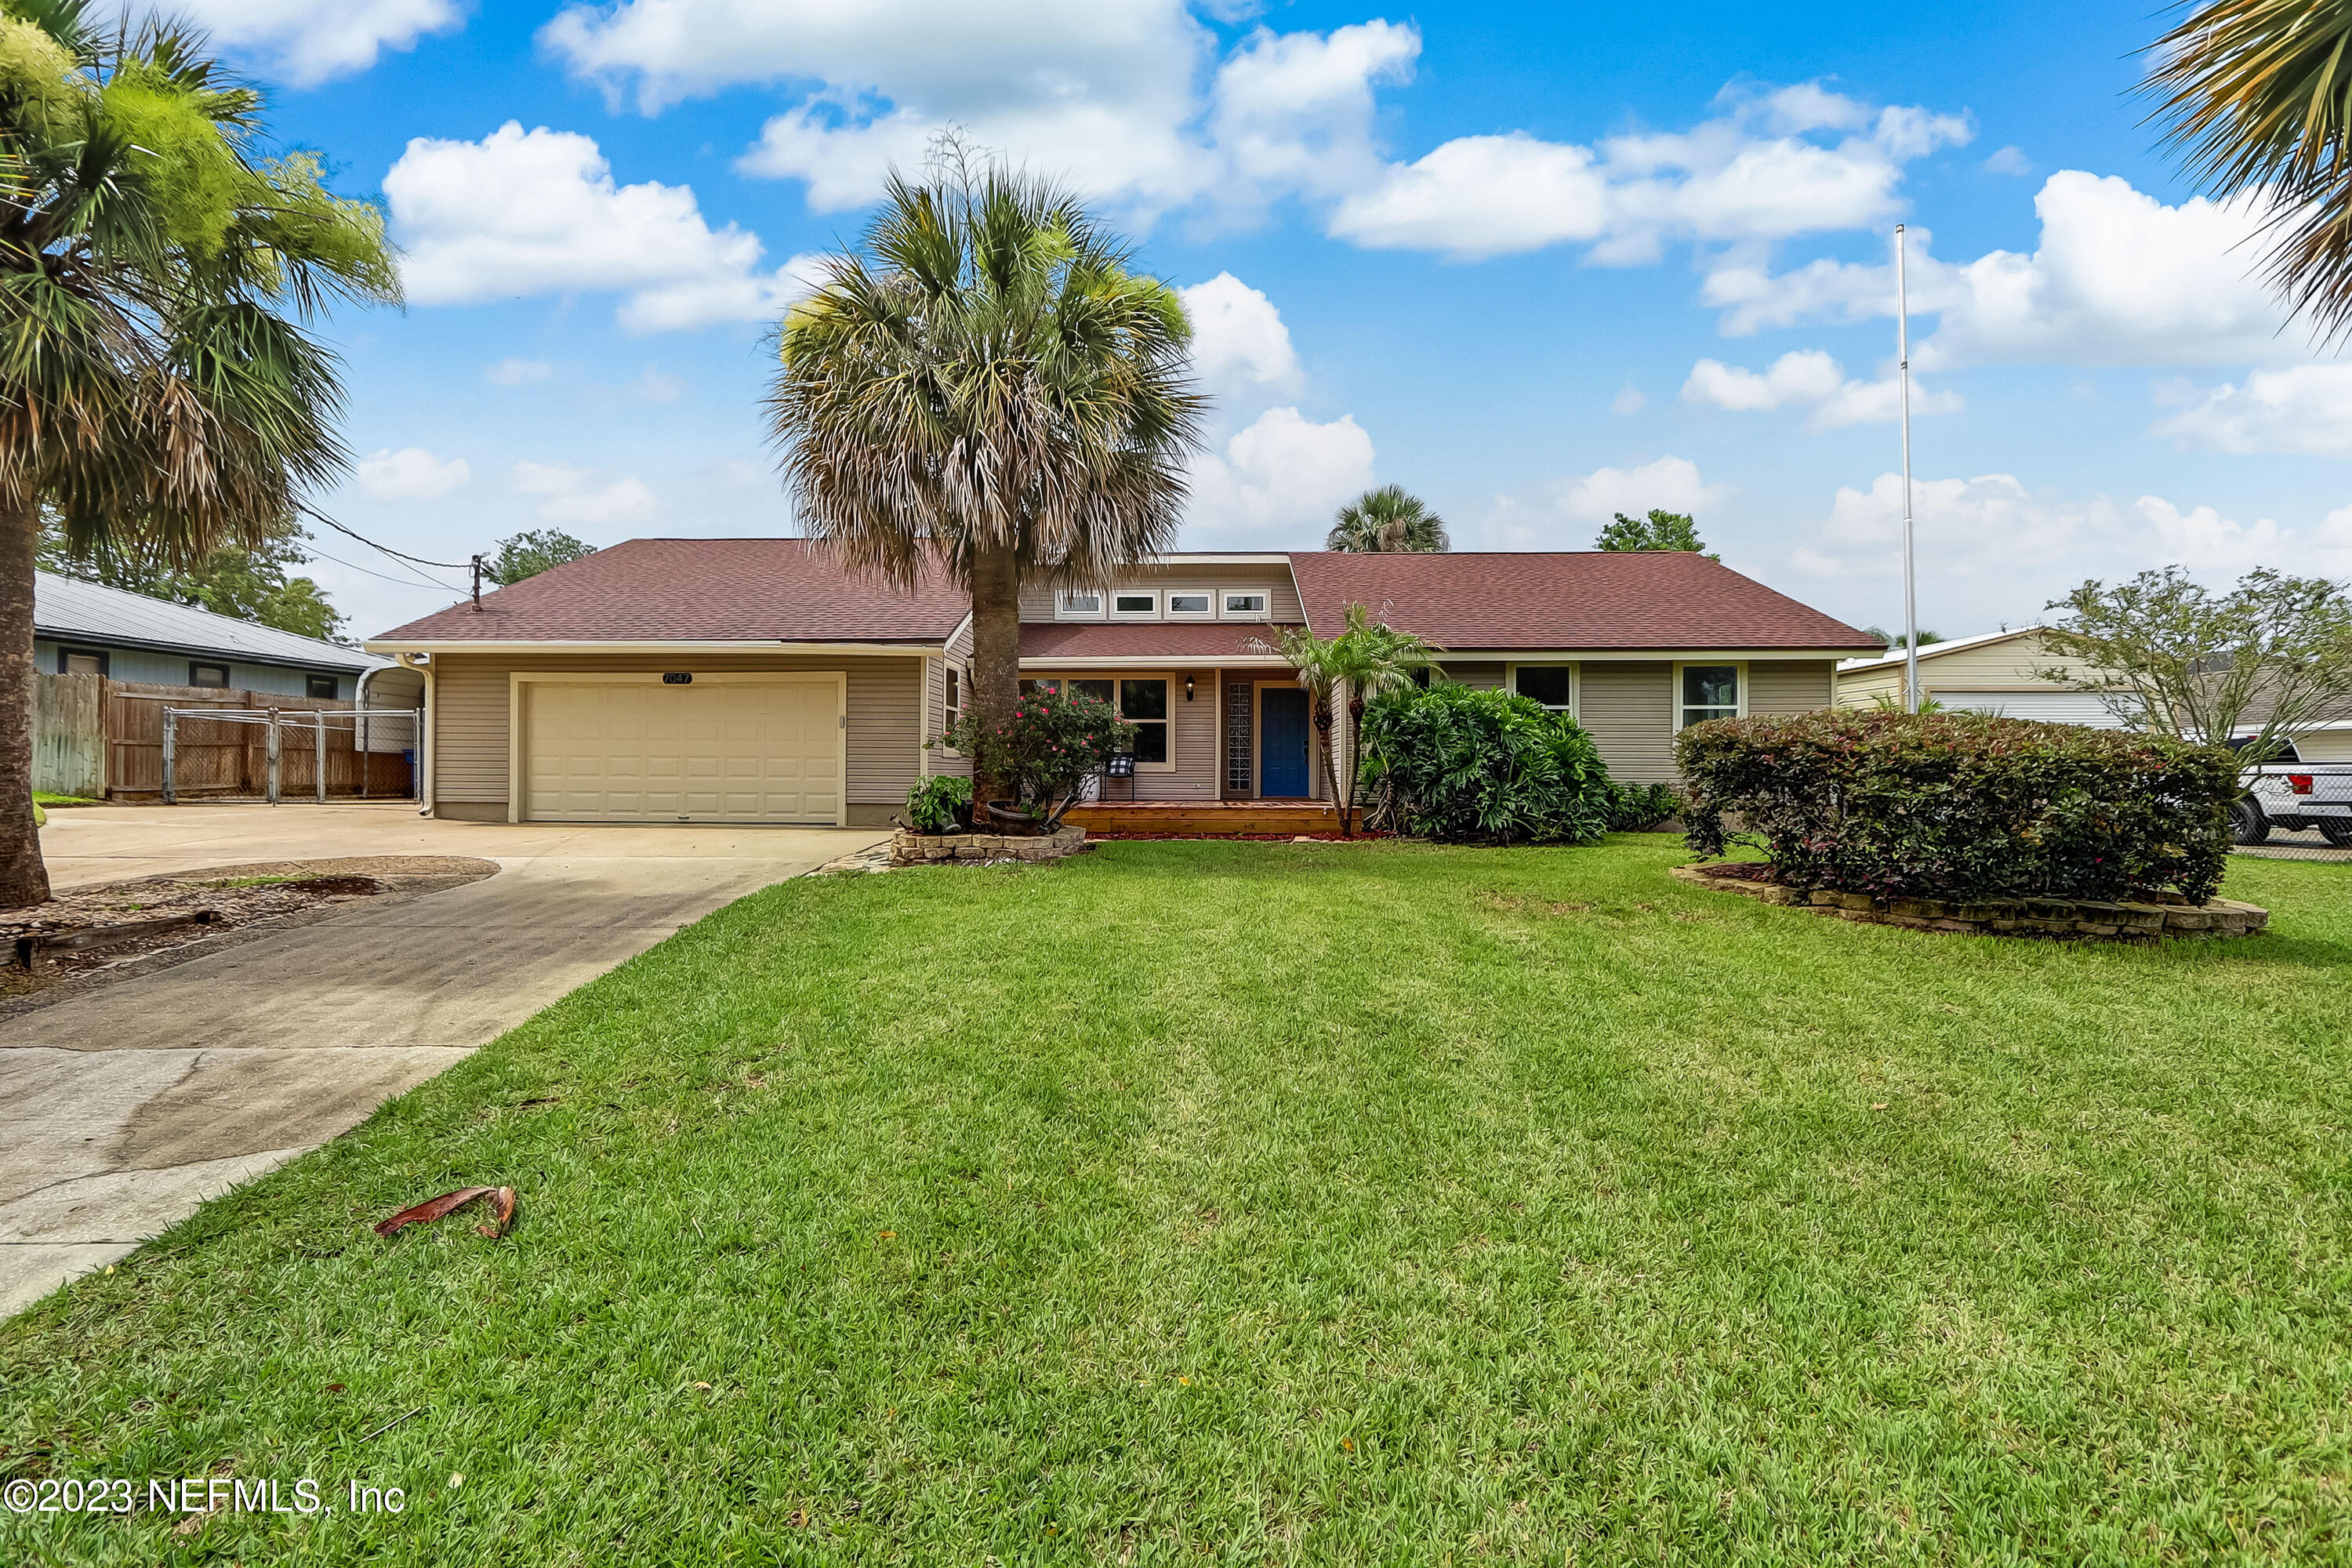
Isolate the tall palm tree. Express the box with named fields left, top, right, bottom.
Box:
left=1261, top=603, right=1443, bottom=834
left=1327, top=485, right=1448, bottom=553
left=769, top=152, right=1207, bottom=815
left=2145, top=0, right=2352, bottom=339
left=0, top=2, right=400, bottom=906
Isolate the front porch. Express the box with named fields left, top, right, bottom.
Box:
left=1063, top=800, right=1342, bottom=837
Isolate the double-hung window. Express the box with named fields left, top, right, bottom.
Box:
left=942, top=665, right=962, bottom=744
left=1678, top=664, right=1742, bottom=728
left=1512, top=664, right=1576, bottom=717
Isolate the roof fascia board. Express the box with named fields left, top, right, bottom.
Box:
left=38, top=626, right=376, bottom=670
left=1443, top=647, right=1882, bottom=661
left=363, top=638, right=949, bottom=656
left=1837, top=626, right=2045, bottom=673
left=1022, top=655, right=1294, bottom=669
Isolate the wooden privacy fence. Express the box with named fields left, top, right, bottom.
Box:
left=32, top=676, right=419, bottom=800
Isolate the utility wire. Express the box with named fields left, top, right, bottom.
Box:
left=296, top=501, right=477, bottom=572
left=301, top=540, right=464, bottom=595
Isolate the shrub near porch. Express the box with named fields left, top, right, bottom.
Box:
left=3, top=842, right=2347, bottom=1563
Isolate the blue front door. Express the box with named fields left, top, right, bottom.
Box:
left=1260, top=687, right=1310, bottom=797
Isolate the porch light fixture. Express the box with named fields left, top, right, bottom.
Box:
left=1185, top=675, right=1195, bottom=702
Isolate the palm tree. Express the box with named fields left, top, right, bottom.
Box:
left=769, top=151, right=1207, bottom=816
left=1327, top=485, right=1448, bottom=553
left=2145, top=0, right=2352, bottom=339
left=0, top=4, right=400, bottom=906
left=1261, top=603, right=1443, bottom=834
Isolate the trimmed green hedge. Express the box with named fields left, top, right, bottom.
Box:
left=1675, top=710, right=2238, bottom=904
left=1359, top=684, right=1615, bottom=844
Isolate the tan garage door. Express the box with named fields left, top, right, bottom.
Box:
left=522, top=677, right=842, bottom=824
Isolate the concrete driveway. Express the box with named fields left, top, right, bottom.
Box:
left=1, top=804, right=886, bottom=1316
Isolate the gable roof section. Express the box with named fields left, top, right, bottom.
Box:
left=1287, top=550, right=1882, bottom=652
left=368, top=538, right=968, bottom=645
left=1837, top=625, right=2049, bottom=673
left=37, top=572, right=383, bottom=673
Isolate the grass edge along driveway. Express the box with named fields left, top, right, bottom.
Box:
left=3, top=838, right=2347, bottom=1566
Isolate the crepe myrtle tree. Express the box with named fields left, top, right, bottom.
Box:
left=0, top=1, right=400, bottom=906
left=2036, top=567, right=2352, bottom=760
left=768, top=142, right=1207, bottom=822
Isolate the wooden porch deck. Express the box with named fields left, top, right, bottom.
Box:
left=1064, top=800, right=1341, bottom=836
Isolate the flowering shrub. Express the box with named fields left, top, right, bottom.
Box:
left=1676, top=710, right=2238, bottom=903
left=938, top=687, right=1135, bottom=826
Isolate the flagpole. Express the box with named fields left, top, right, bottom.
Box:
left=1896, top=223, right=1918, bottom=713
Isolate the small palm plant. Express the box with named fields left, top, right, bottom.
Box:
left=1327, top=485, right=1449, bottom=553
left=1260, top=603, right=1444, bottom=833
left=0, top=2, right=401, bottom=905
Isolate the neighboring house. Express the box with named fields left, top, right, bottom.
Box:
left=366, top=540, right=1878, bottom=826
left=1835, top=626, right=2120, bottom=724
left=37, top=570, right=384, bottom=700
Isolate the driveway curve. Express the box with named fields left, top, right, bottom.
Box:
left=0, top=804, right=884, bottom=1316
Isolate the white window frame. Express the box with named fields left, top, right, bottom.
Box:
left=1024, top=670, right=1177, bottom=771
left=1505, top=662, right=1578, bottom=719
left=1674, top=660, right=1747, bottom=730
left=1218, top=590, right=1271, bottom=621
left=1054, top=589, right=1105, bottom=620
left=1108, top=589, right=1160, bottom=621
left=939, top=662, right=963, bottom=754
left=1163, top=588, right=1216, bottom=620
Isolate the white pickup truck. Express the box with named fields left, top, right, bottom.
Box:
left=2231, top=738, right=2352, bottom=846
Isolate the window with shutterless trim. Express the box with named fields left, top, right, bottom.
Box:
left=1110, top=590, right=1159, bottom=618
left=1165, top=590, right=1214, bottom=618
left=1018, top=673, right=1174, bottom=768
left=306, top=673, right=339, bottom=699
left=1220, top=591, right=1269, bottom=619
left=1509, top=663, right=1577, bottom=717
left=1677, top=662, right=1743, bottom=728
left=1054, top=589, right=1104, bottom=619
left=58, top=647, right=107, bottom=676
left=188, top=661, right=230, bottom=689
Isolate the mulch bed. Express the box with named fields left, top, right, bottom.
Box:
left=0, top=855, right=498, bottom=1000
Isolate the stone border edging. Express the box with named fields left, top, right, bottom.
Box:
left=1669, top=862, right=2268, bottom=941
left=890, top=826, right=1089, bottom=867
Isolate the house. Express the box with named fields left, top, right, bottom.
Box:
left=364, top=540, right=1881, bottom=827
left=1835, top=626, right=2120, bottom=724
left=38, top=570, right=387, bottom=701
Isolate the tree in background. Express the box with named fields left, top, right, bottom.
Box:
left=2037, top=568, right=2352, bottom=760
left=2146, top=0, right=2352, bottom=340
left=0, top=3, right=400, bottom=906
left=1327, top=485, right=1449, bottom=553
left=488, top=528, right=596, bottom=586
left=769, top=147, right=1205, bottom=820
left=1595, top=509, right=1715, bottom=557
left=39, top=516, right=345, bottom=641
left=1862, top=625, right=1944, bottom=651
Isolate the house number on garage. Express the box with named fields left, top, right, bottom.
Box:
left=662, top=672, right=692, bottom=684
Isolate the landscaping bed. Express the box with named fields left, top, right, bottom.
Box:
left=887, top=825, right=1088, bottom=866
left=1673, top=858, right=2270, bottom=939
left=3, top=840, right=2345, bottom=1563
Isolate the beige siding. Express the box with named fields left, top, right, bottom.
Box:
left=1580, top=662, right=1676, bottom=783
left=429, top=652, right=926, bottom=815
left=1750, top=660, right=1834, bottom=715
left=2297, top=729, right=2352, bottom=763
left=1019, top=561, right=1302, bottom=622
left=1442, top=662, right=1506, bottom=690
left=1837, top=630, right=2092, bottom=708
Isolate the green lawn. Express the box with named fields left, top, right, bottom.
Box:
left=5, top=839, right=2348, bottom=1565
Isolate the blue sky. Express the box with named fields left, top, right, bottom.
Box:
left=177, top=1, right=2352, bottom=641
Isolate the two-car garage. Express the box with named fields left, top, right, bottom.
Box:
left=516, top=673, right=847, bottom=825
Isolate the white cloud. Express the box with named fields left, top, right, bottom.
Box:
left=1176, top=273, right=1302, bottom=399
left=511, top=461, right=661, bottom=528
left=1557, top=456, right=1726, bottom=524
left=355, top=446, right=469, bottom=501
left=109, top=0, right=459, bottom=84
left=1611, top=384, right=1646, bottom=415
left=1682, top=349, right=1960, bottom=428
left=383, top=122, right=816, bottom=332
left=1705, top=173, right=2315, bottom=367
left=486, top=357, right=554, bottom=385
left=1982, top=145, right=2031, bottom=176
left=1332, top=86, right=1967, bottom=262
left=2151, top=365, right=2352, bottom=455
left=1187, top=406, right=1374, bottom=542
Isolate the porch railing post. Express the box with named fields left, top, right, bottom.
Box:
left=266, top=709, right=281, bottom=806
left=162, top=709, right=176, bottom=804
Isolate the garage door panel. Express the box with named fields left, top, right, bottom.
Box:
left=523, top=679, right=841, bottom=823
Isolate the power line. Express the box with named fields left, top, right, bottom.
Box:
left=296, top=502, right=475, bottom=571
left=301, top=540, right=464, bottom=595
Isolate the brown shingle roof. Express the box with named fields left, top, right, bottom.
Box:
left=370, top=539, right=967, bottom=644
left=1287, top=550, right=1882, bottom=652
left=1020, top=622, right=1301, bottom=661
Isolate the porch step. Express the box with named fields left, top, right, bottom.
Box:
left=1065, top=801, right=1342, bottom=837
